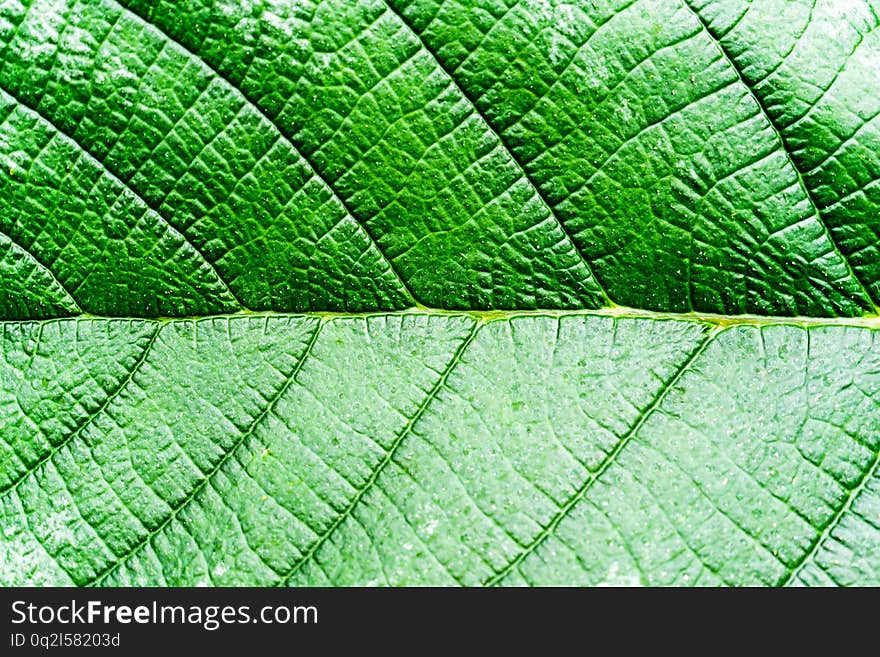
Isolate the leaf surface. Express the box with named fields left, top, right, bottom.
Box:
left=2, top=314, right=880, bottom=586
left=1, top=0, right=879, bottom=586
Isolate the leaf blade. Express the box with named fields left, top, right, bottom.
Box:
left=5, top=312, right=877, bottom=586
left=2, top=0, right=880, bottom=588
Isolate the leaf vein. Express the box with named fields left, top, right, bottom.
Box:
left=112, top=0, right=417, bottom=308
left=381, top=0, right=611, bottom=306
left=275, top=319, right=480, bottom=586
left=0, top=320, right=160, bottom=497
left=782, top=428, right=880, bottom=585
left=681, top=0, right=876, bottom=310
left=0, top=228, right=82, bottom=314
left=0, top=84, right=242, bottom=311
left=484, top=324, right=718, bottom=585
left=86, top=319, right=323, bottom=586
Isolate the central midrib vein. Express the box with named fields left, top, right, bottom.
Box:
left=4, top=306, right=880, bottom=328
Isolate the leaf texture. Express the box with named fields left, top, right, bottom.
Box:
left=0, top=0, right=877, bottom=315
left=1, top=0, right=880, bottom=587
left=2, top=313, right=880, bottom=586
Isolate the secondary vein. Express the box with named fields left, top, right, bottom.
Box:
left=276, top=319, right=481, bottom=586
left=781, top=436, right=880, bottom=585
left=681, top=0, right=876, bottom=311
left=86, top=319, right=323, bottom=586
left=0, top=321, right=160, bottom=498
left=113, top=0, right=418, bottom=309
left=0, top=85, right=243, bottom=311
left=484, top=324, right=719, bottom=585
left=381, top=0, right=612, bottom=307
left=0, top=228, right=82, bottom=314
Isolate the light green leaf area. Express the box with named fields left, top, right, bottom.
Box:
left=1, top=0, right=879, bottom=586
left=2, top=313, right=880, bottom=586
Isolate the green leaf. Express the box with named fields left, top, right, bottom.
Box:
left=3, top=313, right=880, bottom=586
left=1, top=0, right=879, bottom=586
left=1, top=0, right=878, bottom=315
